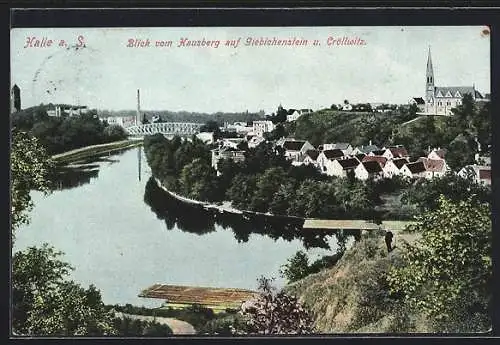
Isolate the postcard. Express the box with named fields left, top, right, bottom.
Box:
left=10, top=24, right=492, bottom=336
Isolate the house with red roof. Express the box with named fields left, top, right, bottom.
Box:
left=418, top=157, right=449, bottom=178
left=427, top=147, right=447, bottom=161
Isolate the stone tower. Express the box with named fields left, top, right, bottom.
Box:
left=425, top=47, right=435, bottom=114
left=11, top=84, right=21, bottom=113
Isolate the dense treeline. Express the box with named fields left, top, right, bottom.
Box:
left=11, top=105, right=127, bottom=155
left=400, top=172, right=491, bottom=213
left=143, top=134, right=379, bottom=220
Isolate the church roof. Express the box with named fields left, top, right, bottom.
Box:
left=434, top=86, right=476, bottom=98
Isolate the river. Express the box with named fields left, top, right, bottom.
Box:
left=13, top=147, right=347, bottom=308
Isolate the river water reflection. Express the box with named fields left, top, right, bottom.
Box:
left=14, top=148, right=349, bottom=307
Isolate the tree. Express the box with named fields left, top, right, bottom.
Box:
left=11, top=131, right=54, bottom=233
left=272, top=105, right=288, bottom=124
left=234, top=277, right=315, bottom=335
left=200, top=120, right=222, bottom=140
left=226, top=174, right=257, bottom=210
left=103, top=124, right=127, bottom=142
left=179, top=158, right=219, bottom=201
left=400, top=173, right=490, bottom=213
left=387, top=197, right=491, bottom=332
left=13, top=244, right=117, bottom=336
left=250, top=167, right=288, bottom=212
left=280, top=251, right=310, bottom=283
left=269, top=181, right=296, bottom=216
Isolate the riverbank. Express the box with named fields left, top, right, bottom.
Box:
left=153, top=178, right=413, bottom=233
left=153, top=177, right=302, bottom=220
left=51, top=138, right=143, bottom=164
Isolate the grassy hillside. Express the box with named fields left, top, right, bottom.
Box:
left=284, top=230, right=430, bottom=333
left=293, top=108, right=414, bottom=148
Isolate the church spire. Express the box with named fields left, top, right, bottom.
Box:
left=426, top=45, right=434, bottom=84
left=425, top=46, right=435, bottom=114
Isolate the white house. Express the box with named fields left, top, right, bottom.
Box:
left=409, top=97, right=426, bottom=112
left=278, top=139, right=315, bottom=162
left=286, top=109, right=313, bottom=122
left=340, top=103, right=353, bottom=111
left=400, top=161, right=427, bottom=179
left=47, top=105, right=63, bottom=117
left=382, top=158, right=408, bottom=178
left=458, top=165, right=491, bottom=186
left=252, top=120, right=275, bottom=137
left=105, top=116, right=136, bottom=128
left=382, top=146, right=409, bottom=160
left=225, top=122, right=253, bottom=135
left=327, top=157, right=359, bottom=177
left=355, top=161, right=383, bottom=180
left=302, top=149, right=320, bottom=168
left=317, top=149, right=344, bottom=173
left=321, top=143, right=353, bottom=156
left=417, top=157, right=448, bottom=179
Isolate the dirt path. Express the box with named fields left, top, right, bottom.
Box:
left=114, top=311, right=196, bottom=335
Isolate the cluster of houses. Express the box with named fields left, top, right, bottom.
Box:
left=210, top=131, right=491, bottom=185
left=275, top=139, right=456, bottom=181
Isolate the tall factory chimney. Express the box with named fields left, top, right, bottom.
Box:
left=136, top=89, right=141, bottom=125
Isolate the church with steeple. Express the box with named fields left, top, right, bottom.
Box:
left=424, top=47, right=485, bottom=115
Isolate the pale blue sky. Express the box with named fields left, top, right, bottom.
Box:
left=11, top=26, right=490, bottom=114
